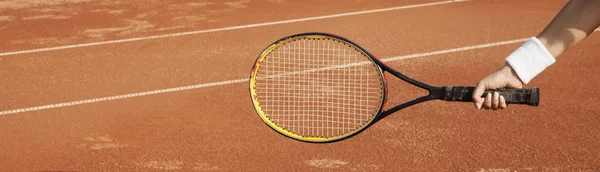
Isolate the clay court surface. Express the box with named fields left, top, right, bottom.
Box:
left=1, top=0, right=599, bottom=171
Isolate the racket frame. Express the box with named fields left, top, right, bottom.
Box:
left=250, top=32, right=538, bottom=143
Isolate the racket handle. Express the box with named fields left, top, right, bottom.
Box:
left=440, top=86, right=539, bottom=106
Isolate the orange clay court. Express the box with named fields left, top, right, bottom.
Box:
left=1, top=0, right=599, bottom=171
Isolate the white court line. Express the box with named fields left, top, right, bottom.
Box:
left=3, top=29, right=600, bottom=116
left=0, top=0, right=467, bottom=57
left=0, top=37, right=530, bottom=116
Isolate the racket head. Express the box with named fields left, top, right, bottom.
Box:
left=249, top=32, right=387, bottom=142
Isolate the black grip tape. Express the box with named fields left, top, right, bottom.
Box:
left=441, top=86, right=539, bottom=106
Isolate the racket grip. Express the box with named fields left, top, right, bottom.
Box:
left=440, top=86, right=539, bottom=106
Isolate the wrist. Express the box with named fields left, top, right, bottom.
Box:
left=501, top=64, right=524, bottom=84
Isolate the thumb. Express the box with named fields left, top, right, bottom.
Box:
left=472, top=81, right=486, bottom=110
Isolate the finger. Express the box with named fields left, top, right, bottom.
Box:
left=499, top=95, right=507, bottom=109
left=491, top=92, right=500, bottom=110
left=483, top=92, right=492, bottom=110
left=472, top=81, right=486, bottom=110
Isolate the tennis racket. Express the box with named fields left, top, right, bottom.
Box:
left=249, top=32, right=538, bottom=143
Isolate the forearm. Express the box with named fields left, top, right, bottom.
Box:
left=536, top=0, right=600, bottom=58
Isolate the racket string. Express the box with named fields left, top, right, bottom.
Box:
left=255, top=37, right=384, bottom=139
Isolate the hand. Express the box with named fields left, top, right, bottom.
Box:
left=472, top=64, right=524, bottom=110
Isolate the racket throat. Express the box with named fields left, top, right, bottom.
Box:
left=428, top=86, right=472, bottom=102
left=427, top=86, right=445, bottom=100
left=436, top=86, right=483, bottom=102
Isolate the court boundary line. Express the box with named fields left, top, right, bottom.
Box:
left=1, top=37, right=533, bottom=116
left=0, top=0, right=467, bottom=57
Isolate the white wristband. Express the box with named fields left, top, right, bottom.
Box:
left=505, top=37, right=555, bottom=84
